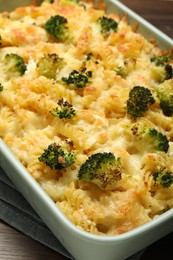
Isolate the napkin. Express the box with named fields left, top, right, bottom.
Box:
left=0, top=166, right=144, bottom=260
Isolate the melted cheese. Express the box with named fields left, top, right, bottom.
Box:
left=0, top=0, right=173, bottom=235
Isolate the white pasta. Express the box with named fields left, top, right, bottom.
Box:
left=0, top=0, right=173, bottom=236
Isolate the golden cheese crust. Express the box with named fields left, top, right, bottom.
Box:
left=0, top=0, right=173, bottom=235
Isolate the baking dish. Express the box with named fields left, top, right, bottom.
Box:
left=0, top=1, right=173, bottom=260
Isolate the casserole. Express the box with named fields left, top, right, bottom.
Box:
left=0, top=0, right=173, bottom=259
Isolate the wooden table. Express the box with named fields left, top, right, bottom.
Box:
left=0, top=1, right=173, bottom=259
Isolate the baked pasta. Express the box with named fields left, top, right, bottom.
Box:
left=0, top=0, right=173, bottom=235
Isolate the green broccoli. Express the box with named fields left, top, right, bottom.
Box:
left=126, top=86, right=155, bottom=118
left=37, top=53, right=65, bottom=79
left=44, top=0, right=54, bottom=3
left=45, top=15, right=69, bottom=41
left=0, top=83, right=3, bottom=91
left=130, top=123, right=169, bottom=153
left=154, top=64, right=173, bottom=82
left=151, top=54, right=173, bottom=82
left=157, top=82, right=173, bottom=117
left=61, top=0, right=86, bottom=8
left=85, top=52, right=93, bottom=61
left=153, top=168, right=173, bottom=188
left=39, top=0, right=54, bottom=3
left=114, top=66, right=126, bottom=77
left=97, top=16, right=118, bottom=37
left=115, top=59, right=136, bottom=78
left=147, top=128, right=169, bottom=153
left=50, top=99, right=76, bottom=119
left=38, top=142, right=76, bottom=169
left=77, top=152, right=122, bottom=190
left=4, top=53, right=27, bottom=77
left=62, top=68, right=92, bottom=88
left=164, top=64, right=173, bottom=80
left=151, top=54, right=171, bottom=66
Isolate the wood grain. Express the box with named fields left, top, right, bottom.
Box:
left=120, top=0, right=173, bottom=38
left=0, top=221, right=65, bottom=260
left=0, top=1, right=173, bottom=260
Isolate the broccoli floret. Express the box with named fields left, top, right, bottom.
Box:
left=0, top=83, right=3, bottom=91
left=43, top=0, right=54, bottom=3
left=62, top=68, right=92, bottom=88
left=115, top=66, right=126, bottom=77
left=85, top=52, right=93, bottom=61
left=151, top=54, right=171, bottom=66
left=4, top=53, right=27, bottom=77
left=151, top=65, right=173, bottom=83
left=50, top=99, right=76, bottom=119
left=126, top=86, right=155, bottom=118
left=61, top=0, right=86, bottom=8
left=147, top=128, right=169, bottom=153
left=157, top=83, right=173, bottom=116
left=130, top=123, right=169, bottom=153
left=153, top=168, right=173, bottom=188
left=37, top=53, right=65, bottom=79
left=97, top=16, right=118, bottom=37
left=164, top=64, right=173, bottom=80
left=38, top=142, right=76, bottom=169
left=151, top=54, right=173, bottom=82
left=115, top=59, right=136, bottom=78
left=77, top=152, right=122, bottom=190
left=45, top=15, right=69, bottom=41
left=39, top=0, right=54, bottom=3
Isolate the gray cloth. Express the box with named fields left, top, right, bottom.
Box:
left=0, top=166, right=144, bottom=260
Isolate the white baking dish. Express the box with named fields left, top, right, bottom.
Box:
left=0, top=1, right=173, bottom=260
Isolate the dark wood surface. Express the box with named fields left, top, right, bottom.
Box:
left=0, top=1, right=173, bottom=259
left=121, top=0, right=173, bottom=39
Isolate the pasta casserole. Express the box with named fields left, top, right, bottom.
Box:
left=0, top=0, right=173, bottom=235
